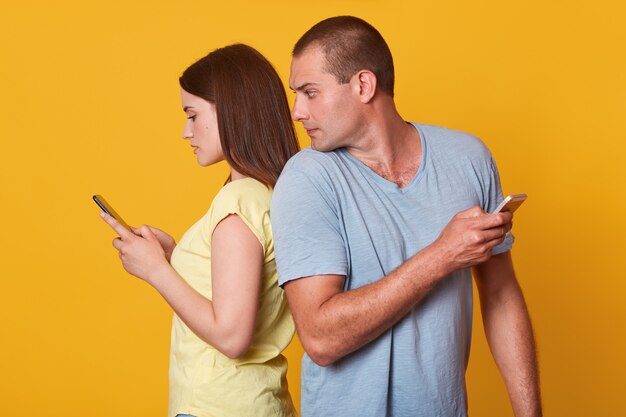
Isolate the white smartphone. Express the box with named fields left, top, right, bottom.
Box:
left=492, top=193, right=528, bottom=214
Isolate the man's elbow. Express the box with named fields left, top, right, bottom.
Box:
left=301, top=335, right=340, bottom=367
left=308, top=353, right=335, bottom=367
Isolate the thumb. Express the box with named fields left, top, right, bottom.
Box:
left=147, top=226, right=164, bottom=238
left=137, top=224, right=157, bottom=240
left=456, top=205, right=486, bottom=219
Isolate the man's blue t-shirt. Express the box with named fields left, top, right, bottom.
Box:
left=271, top=123, right=513, bottom=417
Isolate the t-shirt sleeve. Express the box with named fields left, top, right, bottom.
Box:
left=482, top=155, right=515, bottom=255
left=271, top=168, right=348, bottom=286
left=203, top=183, right=268, bottom=253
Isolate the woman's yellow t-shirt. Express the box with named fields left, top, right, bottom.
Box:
left=168, top=178, right=296, bottom=417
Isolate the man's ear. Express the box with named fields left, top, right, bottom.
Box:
left=351, top=70, right=377, bottom=103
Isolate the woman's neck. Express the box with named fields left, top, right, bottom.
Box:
left=230, top=167, right=246, bottom=181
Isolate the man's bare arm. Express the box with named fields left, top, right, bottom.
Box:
left=284, top=206, right=512, bottom=366
left=473, top=251, right=542, bottom=417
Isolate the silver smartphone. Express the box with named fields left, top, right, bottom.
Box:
left=492, top=193, right=528, bottom=214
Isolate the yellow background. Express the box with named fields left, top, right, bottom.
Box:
left=1, top=1, right=624, bottom=415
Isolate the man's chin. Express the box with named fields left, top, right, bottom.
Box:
left=311, top=139, right=338, bottom=153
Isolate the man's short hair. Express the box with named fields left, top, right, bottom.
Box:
left=293, top=16, right=395, bottom=97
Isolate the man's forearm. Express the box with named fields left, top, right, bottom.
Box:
left=483, top=288, right=541, bottom=416
left=296, top=243, right=451, bottom=366
left=475, top=254, right=542, bottom=417
left=288, top=208, right=513, bottom=366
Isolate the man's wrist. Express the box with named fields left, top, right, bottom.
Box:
left=422, top=238, right=457, bottom=278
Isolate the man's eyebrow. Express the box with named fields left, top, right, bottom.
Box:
left=291, top=82, right=320, bottom=92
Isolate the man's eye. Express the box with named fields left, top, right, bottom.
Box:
left=305, top=90, right=317, bottom=98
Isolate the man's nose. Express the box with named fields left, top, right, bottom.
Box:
left=291, top=96, right=308, bottom=122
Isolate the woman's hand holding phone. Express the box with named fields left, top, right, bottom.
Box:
left=100, top=212, right=171, bottom=283
left=94, top=194, right=177, bottom=263
left=135, top=225, right=177, bottom=262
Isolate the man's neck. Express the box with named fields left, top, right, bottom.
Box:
left=345, top=107, right=422, bottom=188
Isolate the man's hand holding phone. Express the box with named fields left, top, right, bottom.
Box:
left=435, top=206, right=513, bottom=272
left=434, top=192, right=527, bottom=272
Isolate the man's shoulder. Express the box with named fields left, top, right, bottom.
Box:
left=279, top=147, right=346, bottom=181
left=285, top=147, right=341, bottom=167
left=417, top=123, right=492, bottom=160
left=272, top=147, right=348, bottom=213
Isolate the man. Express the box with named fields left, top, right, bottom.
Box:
left=271, top=16, right=541, bottom=417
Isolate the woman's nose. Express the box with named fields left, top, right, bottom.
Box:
left=182, top=120, right=193, bottom=139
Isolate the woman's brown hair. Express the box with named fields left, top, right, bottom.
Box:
left=180, top=44, right=299, bottom=188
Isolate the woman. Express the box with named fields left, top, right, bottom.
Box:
left=100, top=44, right=299, bottom=417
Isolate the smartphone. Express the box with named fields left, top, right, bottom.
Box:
left=93, top=194, right=132, bottom=232
left=492, top=193, right=528, bottom=214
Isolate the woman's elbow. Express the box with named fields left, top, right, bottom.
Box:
left=196, top=327, right=252, bottom=359
left=218, top=334, right=253, bottom=359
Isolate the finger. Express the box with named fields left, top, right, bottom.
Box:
left=497, top=211, right=513, bottom=222
left=483, top=233, right=508, bottom=251
left=479, top=211, right=513, bottom=229
left=456, top=206, right=486, bottom=219
left=137, top=224, right=157, bottom=240
left=147, top=226, right=163, bottom=237
left=112, top=236, right=123, bottom=250
left=100, top=212, right=134, bottom=240
left=481, top=225, right=510, bottom=243
left=130, top=226, right=142, bottom=236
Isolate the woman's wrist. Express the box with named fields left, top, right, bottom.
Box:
left=165, top=242, right=177, bottom=262
left=147, top=259, right=176, bottom=287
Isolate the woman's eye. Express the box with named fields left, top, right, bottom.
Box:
left=187, top=115, right=196, bottom=121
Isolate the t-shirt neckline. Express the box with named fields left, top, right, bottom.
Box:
left=339, top=122, right=427, bottom=194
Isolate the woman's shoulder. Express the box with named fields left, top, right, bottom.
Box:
left=219, top=177, right=271, bottom=197
left=208, top=178, right=272, bottom=247
left=211, top=178, right=272, bottom=217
